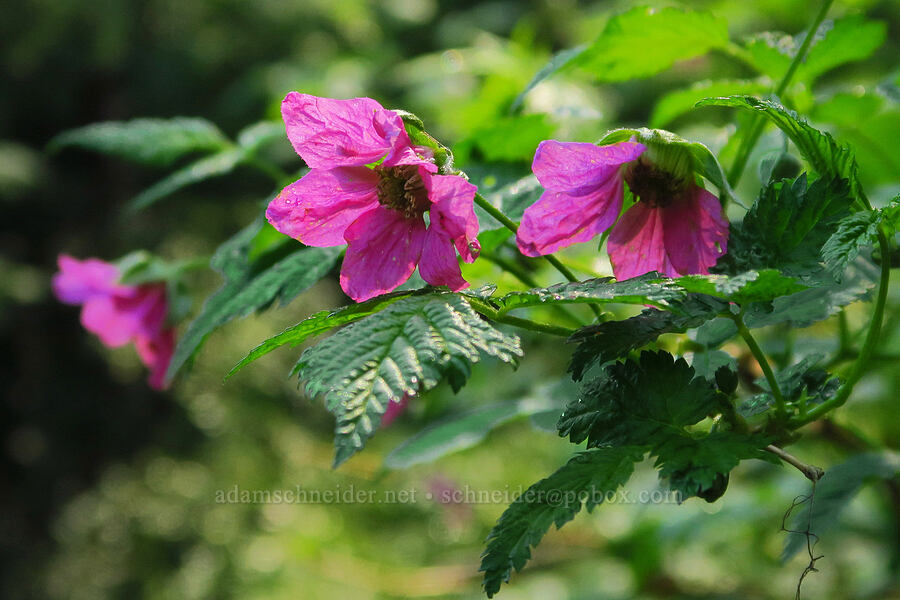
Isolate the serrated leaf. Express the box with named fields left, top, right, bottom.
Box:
left=49, top=117, right=228, bottom=166
left=227, top=292, right=413, bottom=379
left=822, top=198, right=898, bottom=280
left=754, top=354, right=840, bottom=412
left=129, top=148, right=244, bottom=210
left=574, top=7, right=729, bottom=82
left=384, top=390, right=560, bottom=469
left=480, top=446, right=644, bottom=597
left=677, top=269, right=807, bottom=304
left=559, top=351, right=720, bottom=448
left=696, top=96, right=864, bottom=203
left=559, top=351, right=773, bottom=499
left=715, top=174, right=853, bottom=278
left=655, top=431, right=774, bottom=497
left=651, top=79, right=769, bottom=128
left=294, top=294, right=522, bottom=466
left=744, top=256, right=879, bottom=329
left=166, top=219, right=341, bottom=379
left=567, top=294, right=728, bottom=381
left=782, top=451, right=900, bottom=561
left=494, top=272, right=685, bottom=314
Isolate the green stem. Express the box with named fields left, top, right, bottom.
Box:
left=493, top=314, right=575, bottom=337
left=467, top=297, right=575, bottom=337
left=790, top=230, right=892, bottom=428
left=731, top=313, right=787, bottom=419
left=473, top=192, right=603, bottom=320
left=726, top=0, right=835, bottom=187
left=481, top=252, right=585, bottom=327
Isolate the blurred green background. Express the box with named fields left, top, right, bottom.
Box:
left=2, top=0, right=899, bottom=598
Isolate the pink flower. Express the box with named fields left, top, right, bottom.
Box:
left=52, top=255, right=175, bottom=390
left=516, top=139, right=729, bottom=280
left=380, top=394, right=411, bottom=427
left=266, top=92, right=480, bottom=302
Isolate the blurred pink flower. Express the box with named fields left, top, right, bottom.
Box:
left=266, top=92, right=480, bottom=302
left=517, top=139, right=728, bottom=279
left=52, top=255, right=175, bottom=390
left=380, top=394, right=410, bottom=427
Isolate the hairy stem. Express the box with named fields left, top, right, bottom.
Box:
left=726, top=0, right=835, bottom=187
left=473, top=192, right=603, bottom=320
left=731, top=313, right=788, bottom=419
left=790, top=230, right=892, bottom=428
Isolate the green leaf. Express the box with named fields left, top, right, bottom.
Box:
left=471, top=114, right=555, bottom=162
left=567, top=294, right=728, bottom=381
left=655, top=431, right=773, bottom=498
left=755, top=354, right=840, bottom=411
left=741, top=17, right=886, bottom=85
left=742, top=31, right=793, bottom=82
left=677, top=269, right=807, bottom=304
left=227, top=291, right=415, bottom=379
left=744, top=256, right=879, bottom=328
left=480, top=446, right=645, bottom=597
left=559, top=351, right=774, bottom=498
left=782, top=451, right=900, bottom=561
left=384, top=391, right=559, bottom=469
left=651, top=79, right=769, bottom=128
left=822, top=198, right=898, bottom=280
left=696, top=96, right=864, bottom=203
left=559, top=351, right=720, bottom=448
left=574, top=7, right=730, bottom=82
left=166, top=219, right=341, bottom=379
left=797, top=16, right=887, bottom=84
left=236, top=121, right=287, bottom=153
left=294, top=294, right=522, bottom=467
left=599, top=127, right=733, bottom=200
left=49, top=117, right=228, bottom=166
left=129, top=148, right=244, bottom=210
left=511, top=45, right=587, bottom=113
left=715, top=174, right=853, bottom=278
left=493, top=272, right=685, bottom=314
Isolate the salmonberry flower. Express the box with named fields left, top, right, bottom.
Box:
left=52, top=255, right=176, bottom=390
left=266, top=92, right=480, bottom=302
left=517, top=137, right=728, bottom=280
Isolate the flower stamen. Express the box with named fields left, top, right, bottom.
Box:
left=376, top=165, right=429, bottom=218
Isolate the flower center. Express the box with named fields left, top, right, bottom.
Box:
left=376, top=165, right=429, bottom=219
left=624, top=158, right=689, bottom=209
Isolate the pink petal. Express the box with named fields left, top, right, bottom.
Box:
left=79, top=284, right=168, bottom=348
left=281, top=92, right=407, bottom=169
left=662, top=186, right=729, bottom=276
left=419, top=227, right=468, bottom=291
left=340, top=207, right=427, bottom=302
left=80, top=296, right=141, bottom=347
left=266, top=167, right=379, bottom=247
left=532, top=140, right=645, bottom=193
left=516, top=176, right=624, bottom=257
left=608, top=202, right=678, bottom=280
left=425, top=174, right=480, bottom=262
left=135, top=328, right=176, bottom=391
left=52, top=255, right=121, bottom=304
